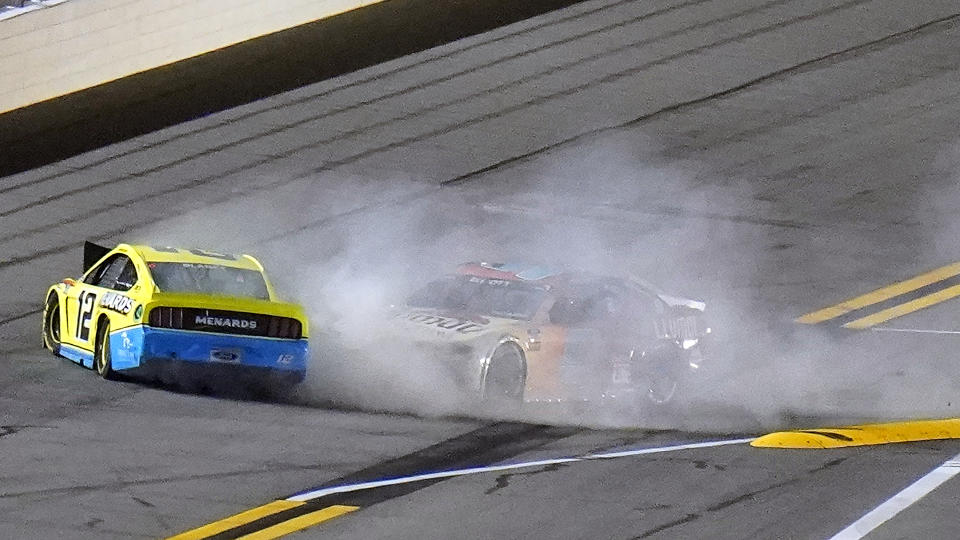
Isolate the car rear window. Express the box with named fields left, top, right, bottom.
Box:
left=148, top=262, right=270, bottom=300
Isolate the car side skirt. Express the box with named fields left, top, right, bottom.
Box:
left=60, top=343, right=94, bottom=369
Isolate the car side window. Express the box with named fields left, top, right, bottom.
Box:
left=85, top=255, right=132, bottom=289
left=588, top=290, right=623, bottom=321
left=548, top=296, right=588, bottom=326
left=83, top=255, right=116, bottom=285
left=114, top=258, right=138, bottom=291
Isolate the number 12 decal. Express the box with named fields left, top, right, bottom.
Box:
left=76, top=291, right=97, bottom=342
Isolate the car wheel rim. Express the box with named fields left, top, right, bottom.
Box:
left=647, top=372, right=677, bottom=405
left=96, top=328, right=109, bottom=374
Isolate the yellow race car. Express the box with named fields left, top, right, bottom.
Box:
left=42, top=242, right=309, bottom=387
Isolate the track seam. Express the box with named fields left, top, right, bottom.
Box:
left=0, top=7, right=954, bottom=283
left=0, top=308, right=42, bottom=328
left=0, top=0, right=871, bottom=241
left=442, top=11, right=960, bottom=185
left=0, top=0, right=723, bottom=212
left=0, top=0, right=640, bottom=190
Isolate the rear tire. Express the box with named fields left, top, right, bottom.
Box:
left=256, top=371, right=305, bottom=401
left=95, top=320, right=116, bottom=380
left=481, top=344, right=525, bottom=407
left=42, top=295, right=61, bottom=356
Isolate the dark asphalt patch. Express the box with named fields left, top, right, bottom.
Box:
left=201, top=422, right=580, bottom=539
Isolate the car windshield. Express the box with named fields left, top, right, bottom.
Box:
left=406, top=275, right=547, bottom=320
left=148, top=262, right=270, bottom=300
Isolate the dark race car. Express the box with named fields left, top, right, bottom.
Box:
left=390, top=262, right=710, bottom=410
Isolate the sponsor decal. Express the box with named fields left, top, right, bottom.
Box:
left=195, top=315, right=258, bottom=330
left=468, top=276, right=511, bottom=286
left=134, top=304, right=143, bottom=320
left=277, top=354, right=294, bottom=365
left=100, top=292, right=134, bottom=315
left=400, top=312, right=485, bottom=334
left=121, top=331, right=133, bottom=349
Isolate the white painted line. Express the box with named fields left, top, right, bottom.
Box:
left=287, top=437, right=755, bottom=502
left=829, top=454, right=960, bottom=540
left=871, top=327, right=960, bottom=335
left=586, top=437, right=755, bottom=459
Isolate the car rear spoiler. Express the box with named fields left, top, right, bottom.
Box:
left=657, top=293, right=706, bottom=312
left=83, top=241, right=111, bottom=272
left=624, top=273, right=707, bottom=312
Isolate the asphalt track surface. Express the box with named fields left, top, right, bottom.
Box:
left=2, top=0, right=960, bottom=538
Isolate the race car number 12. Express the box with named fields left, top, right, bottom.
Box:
left=76, top=291, right=96, bottom=341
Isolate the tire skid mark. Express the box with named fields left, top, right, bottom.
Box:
left=704, top=30, right=960, bottom=174
left=0, top=0, right=775, bottom=221
left=0, top=426, right=22, bottom=438
left=0, top=308, right=42, bottom=328
left=1, top=0, right=603, bottom=179
left=0, top=424, right=577, bottom=502
left=632, top=456, right=848, bottom=538
left=2, top=6, right=955, bottom=275
left=635, top=513, right=701, bottom=539
left=443, top=10, right=960, bottom=187
left=172, top=423, right=580, bottom=539
left=0, top=180, right=437, bottom=272
left=0, top=463, right=340, bottom=500
left=0, top=0, right=882, bottom=257
left=0, top=425, right=58, bottom=439
left=484, top=461, right=567, bottom=495
left=0, top=0, right=644, bottom=193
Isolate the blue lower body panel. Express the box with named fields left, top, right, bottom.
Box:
left=108, top=326, right=308, bottom=379
left=61, top=343, right=94, bottom=369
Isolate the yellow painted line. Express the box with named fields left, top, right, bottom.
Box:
left=795, top=261, right=960, bottom=324
left=842, top=284, right=960, bottom=329
left=166, top=500, right=304, bottom=540
left=236, top=505, right=360, bottom=540
left=751, top=419, right=960, bottom=449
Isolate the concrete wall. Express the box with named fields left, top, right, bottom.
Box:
left=0, top=0, right=385, bottom=113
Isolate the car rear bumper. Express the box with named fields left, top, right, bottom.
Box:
left=109, top=325, right=308, bottom=374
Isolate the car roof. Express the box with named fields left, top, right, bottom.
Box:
left=456, top=261, right=655, bottom=294
left=453, top=261, right=704, bottom=310
left=127, top=244, right=263, bottom=271
left=456, top=262, right=569, bottom=285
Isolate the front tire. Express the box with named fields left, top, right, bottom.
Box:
left=42, top=295, right=61, bottom=356
left=95, top=320, right=116, bottom=380
left=635, top=347, right=684, bottom=408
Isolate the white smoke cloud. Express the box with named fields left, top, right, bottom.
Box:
left=130, top=134, right=960, bottom=432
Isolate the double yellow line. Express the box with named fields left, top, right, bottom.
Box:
left=167, top=500, right=358, bottom=540
left=796, top=261, right=960, bottom=329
